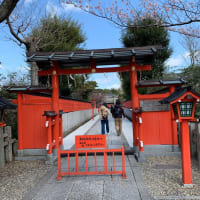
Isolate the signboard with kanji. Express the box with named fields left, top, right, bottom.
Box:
left=75, top=135, right=106, bottom=149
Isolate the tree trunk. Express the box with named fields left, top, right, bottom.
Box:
left=30, top=62, right=39, bottom=86
left=0, top=0, right=19, bottom=23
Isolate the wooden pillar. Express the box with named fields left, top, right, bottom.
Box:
left=181, top=120, right=192, bottom=185
left=170, top=86, right=178, bottom=148
left=47, top=116, right=52, bottom=154
left=59, top=114, right=63, bottom=146
left=51, top=63, right=60, bottom=149
left=130, top=65, right=139, bottom=147
left=169, top=85, right=175, bottom=94
left=138, top=114, right=144, bottom=152
left=5, top=126, right=12, bottom=162
left=17, top=93, right=23, bottom=150
left=170, top=105, right=178, bottom=146
left=0, top=128, right=5, bottom=168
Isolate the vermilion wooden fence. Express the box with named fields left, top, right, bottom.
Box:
left=56, top=135, right=126, bottom=180
left=123, top=99, right=175, bottom=145
left=14, top=94, right=92, bottom=150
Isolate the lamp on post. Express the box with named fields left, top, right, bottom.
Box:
left=178, top=101, right=193, bottom=118
left=161, top=87, right=200, bottom=187
left=172, top=96, right=196, bottom=120
left=172, top=96, right=198, bottom=187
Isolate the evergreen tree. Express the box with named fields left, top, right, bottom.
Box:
left=120, top=17, right=172, bottom=99
left=30, top=15, right=85, bottom=52
left=29, top=16, right=97, bottom=100
left=180, top=65, right=200, bottom=92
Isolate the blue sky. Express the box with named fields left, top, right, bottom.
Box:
left=0, top=0, right=190, bottom=89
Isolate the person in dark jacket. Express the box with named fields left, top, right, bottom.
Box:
left=112, top=99, right=125, bottom=136
left=110, top=105, right=114, bottom=118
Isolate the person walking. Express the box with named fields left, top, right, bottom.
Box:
left=110, top=104, right=114, bottom=118
left=113, top=99, right=125, bottom=136
left=99, top=102, right=110, bottom=135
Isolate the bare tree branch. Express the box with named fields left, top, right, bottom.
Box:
left=64, top=0, right=200, bottom=38
left=6, top=17, right=30, bottom=50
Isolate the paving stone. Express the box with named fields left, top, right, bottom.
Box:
left=32, top=182, right=73, bottom=200
left=24, top=118, right=152, bottom=200
left=103, top=180, right=141, bottom=200
left=66, top=180, right=104, bottom=200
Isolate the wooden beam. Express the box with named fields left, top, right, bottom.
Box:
left=38, top=64, right=151, bottom=76
left=135, top=65, right=151, bottom=71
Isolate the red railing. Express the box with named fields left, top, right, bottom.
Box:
left=56, top=147, right=126, bottom=180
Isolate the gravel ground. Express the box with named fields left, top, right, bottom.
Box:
left=0, top=160, right=52, bottom=200
left=138, top=156, right=200, bottom=198
left=1, top=156, right=199, bottom=200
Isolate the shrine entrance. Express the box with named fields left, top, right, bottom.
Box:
left=26, top=46, right=160, bottom=158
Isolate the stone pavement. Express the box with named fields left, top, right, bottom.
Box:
left=23, top=116, right=152, bottom=200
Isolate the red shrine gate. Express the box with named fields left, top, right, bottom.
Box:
left=9, top=45, right=197, bottom=185
left=26, top=46, right=160, bottom=158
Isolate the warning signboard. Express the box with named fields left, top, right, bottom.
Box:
left=75, top=135, right=106, bottom=149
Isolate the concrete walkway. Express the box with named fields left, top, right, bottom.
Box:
left=23, top=116, right=152, bottom=200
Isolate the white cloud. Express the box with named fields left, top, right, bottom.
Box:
left=105, top=84, right=120, bottom=89
left=95, top=73, right=116, bottom=85
left=24, top=0, right=33, bottom=4
left=62, top=3, right=79, bottom=11
left=0, top=63, right=9, bottom=72
left=22, top=65, right=31, bottom=71
left=46, top=2, right=61, bottom=17
left=61, top=2, right=83, bottom=12
left=16, top=65, right=30, bottom=74
left=165, top=51, right=190, bottom=67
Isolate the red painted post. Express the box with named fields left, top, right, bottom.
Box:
left=51, top=63, right=60, bottom=149
left=181, top=120, right=192, bottom=185
left=68, top=153, right=70, bottom=172
left=130, top=64, right=140, bottom=147
left=112, top=152, right=115, bottom=171
left=56, top=148, right=61, bottom=181
left=94, top=152, right=97, bottom=172
left=47, top=116, right=52, bottom=154
left=91, top=99, right=95, bottom=120
left=104, top=149, right=107, bottom=172
left=76, top=152, right=79, bottom=172
left=122, top=146, right=126, bottom=179
left=17, top=93, right=23, bottom=150
left=169, top=85, right=175, bottom=94
left=59, top=114, right=63, bottom=146
left=85, top=152, right=88, bottom=172
left=138, top=116, right=144, bottom=152
left=170, top=105, right=178, bottom=147
left=92, top=104, right=94, bottom=120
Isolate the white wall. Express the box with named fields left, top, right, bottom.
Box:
left=124, top=107, right=132, bottom=120
left=62, top=109, right=98, bottom=135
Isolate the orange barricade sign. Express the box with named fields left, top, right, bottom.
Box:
left=75, top=135, right=106, bottom=149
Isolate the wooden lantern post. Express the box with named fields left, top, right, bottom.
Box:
left=165, top=89, right=200, bottom=186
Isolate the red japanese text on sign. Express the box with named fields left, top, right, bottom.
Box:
left=75, top=135, right=106, bottom=149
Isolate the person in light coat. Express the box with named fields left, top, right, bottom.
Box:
left=99, top=102, right=110, bottom=135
